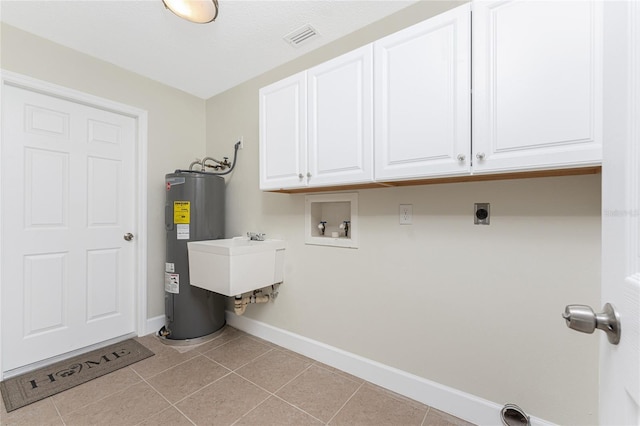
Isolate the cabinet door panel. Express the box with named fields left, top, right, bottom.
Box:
left=259, top=72, right=307, bottom=190
left=374, top=3, right=471, bottom=181
left=473, top=0, right=602, bottom=173
left=307, top=45, right=373, bottom=186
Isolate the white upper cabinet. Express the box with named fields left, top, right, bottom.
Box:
left=259, top=1, right=604, bottom=191
left=307, top=45, right=374, bottom=187
left=374, top=3, right=471, bottom=181
left=259, top=46, right=373, bottom=190
left=259, top=72, right=307, bottom=190
left=472, top=0, right=603, bottom=173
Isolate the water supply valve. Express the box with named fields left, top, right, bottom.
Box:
left=317, top=221, right=327, bottom=236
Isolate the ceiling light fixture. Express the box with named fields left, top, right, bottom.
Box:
left=163, top=0, right=219, bottom=24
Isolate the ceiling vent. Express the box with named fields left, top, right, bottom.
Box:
left=283, top=24, right=319, bottom=47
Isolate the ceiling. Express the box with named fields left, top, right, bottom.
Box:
left=1, top=0, right=418, bottom=99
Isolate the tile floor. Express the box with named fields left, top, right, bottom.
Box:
left=1, top=326, right=475, bottom=426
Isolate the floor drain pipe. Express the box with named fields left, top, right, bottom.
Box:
left=501, top=404, right=530, bottom=426
left=234, top=294, right=270, bottom=315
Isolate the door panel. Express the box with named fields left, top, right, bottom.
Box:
left=1, top=84, right=136, bottom=372
left=87, top=157, right=121, bottom=225
left=259, top=72, right=307, bottom=190
left=600, top=1, right=640, bottom=423
left=86, top=248, right=120, bottom=321
left=23, top=253, right=67, bottom=335
left=374, top=3, right=470, bottom=180
left=473, top=0, right=602, bottom=173
left=25, top=148, right=69, bottom=227
left=307, top=45, right=373, bottom=186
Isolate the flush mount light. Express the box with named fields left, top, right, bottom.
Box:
left=163, top=0, right=219, bottom=23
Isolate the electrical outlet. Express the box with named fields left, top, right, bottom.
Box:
left=399, top=204, right=412, bottom=225
left=474, top=203, right=490, bottom=225
left=238, top=136, right=244, bottom=149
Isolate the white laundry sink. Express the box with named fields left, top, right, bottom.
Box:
left=187, top=237, right=285, bottom=296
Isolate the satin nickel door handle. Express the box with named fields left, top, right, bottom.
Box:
left=562, top=303, right=621, bottom=345
left=124, top=233, right=134, bottom=241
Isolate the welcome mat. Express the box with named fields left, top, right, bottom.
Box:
left=0, top=339, right=153, bottom=412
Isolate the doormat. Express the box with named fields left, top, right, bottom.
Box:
left=0, top=339, right=153, bottom=413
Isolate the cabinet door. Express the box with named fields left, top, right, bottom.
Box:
left=472, top=0, right=603, bottom=173
left=307, top=45, right=373, bottom=187
left=259, top=72, right=307, bottom=190
left=374, top=3, right=471, bottom=181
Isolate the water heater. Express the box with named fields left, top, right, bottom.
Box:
left=163, top=172, right=226, bottom=340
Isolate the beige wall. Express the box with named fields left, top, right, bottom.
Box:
left=205, top=2, right=601, bottom=424
left=1, top=23, right=206, bottom=320
left=1, top=1, right=603, bottom=422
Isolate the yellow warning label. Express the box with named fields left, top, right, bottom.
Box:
left=174, top=201, right=190, bottom=224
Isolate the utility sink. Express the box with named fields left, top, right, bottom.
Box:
left=187, top=237, right=285, bottom=296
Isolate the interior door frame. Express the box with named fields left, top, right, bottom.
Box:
left=0, top=70, right=149, bottom=380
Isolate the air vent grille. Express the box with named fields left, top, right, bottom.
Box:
left=284, top=24, right=319, bottom=47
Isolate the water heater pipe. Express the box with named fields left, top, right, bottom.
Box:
left=234, top=294, right=270, bottom=315
left=175, top=141, right=241, bottom=176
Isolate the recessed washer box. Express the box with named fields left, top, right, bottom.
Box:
left=305, top=193, right=358, bottom=248
left=188, top=237, right=285, bottom=296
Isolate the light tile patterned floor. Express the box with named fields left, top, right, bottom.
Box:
left=1, top=327, right=475, bottom=426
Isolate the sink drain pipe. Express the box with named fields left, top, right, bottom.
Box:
left=500, top=404, right=530, bottom=426
left=234, top=294, right=270, bottom=315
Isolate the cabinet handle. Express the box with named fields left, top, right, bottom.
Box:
left=476, top=152, right=486, bottom=160
left=457, top=154, right=466, bottom=162
left=307, top=172, right=312, bottom=178
left=298, top=173, right=304, bottom=179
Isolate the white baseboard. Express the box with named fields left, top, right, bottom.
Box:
left=226, top=312, right=554, bottom=426
left=144, top=315, right=165, bottom=336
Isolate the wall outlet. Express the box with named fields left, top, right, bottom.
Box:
left=474, top=203, right=490, bottom=225
left=399, top=204, right=412, bottom=225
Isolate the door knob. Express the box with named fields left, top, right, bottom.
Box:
left=124, top=233, right=134, bottom=241
left=562, top=303, right=621, bottom=345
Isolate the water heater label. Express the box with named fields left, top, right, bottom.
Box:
left=165, top=272, right=179, bottom=294
left=174, top=201, right=190, bottom=224
left=176, top=224, right=190, bottom=240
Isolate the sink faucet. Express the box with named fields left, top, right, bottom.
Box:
left=247, top=232, right=266, bottom=241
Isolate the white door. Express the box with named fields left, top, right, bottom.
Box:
left=599, top=1, right=640, bottom=423
left=374, top=3, right=470, bottom=181
left=259, top=71, right=307, bottom=190
left=472, top=0, right=603, bottom=174
left=307, top=45, right=373, bottom=187
left=1, top=83, right=137, bottom=372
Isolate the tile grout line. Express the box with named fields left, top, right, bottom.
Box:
left=135, top=333, right=276, bottom=424
left=131, top=354, right=232, bottom=426
left=231, top=362, right=332, bottom=425
left=326, top=380, right=366, bottom=425
left=421, top=406, right=432, bottom=426
left=310, top=362, right=365, bottom=386
left=132, top=367, right=182, bottom=426
left=269, top=393, right=328, bottom=425
left=200, top=343, right=276, bottom=372
left=270, top=360, right=314, bottom=395
left=49, top=396, right=67, bottom=426
left=52, top=366, right=145, bottom=421
left=228, top=391, right=273, bottom=426
left=169, top=369, right=234, bottom=406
